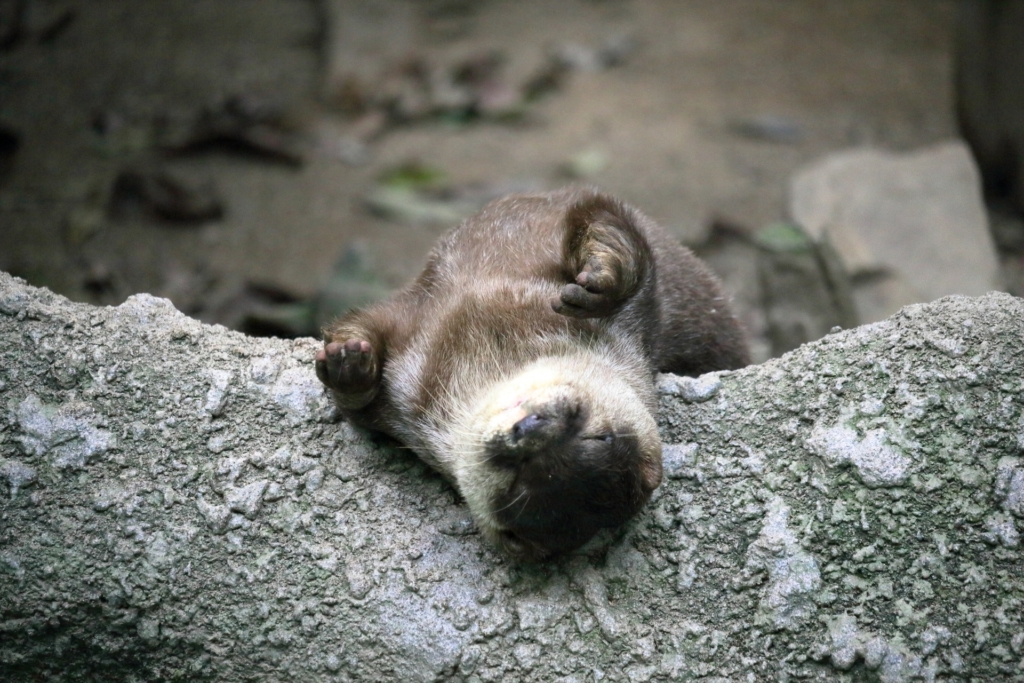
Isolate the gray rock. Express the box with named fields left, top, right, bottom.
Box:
left=225, top=480, right=269, bottom=519
left=660, top=442, right=698, bottom=479
left=805, top=421, right=911, bottom=488
left=2, top=270, right=1024, bottom=682
left=656, top=373, right=722, bottom=402
left=203, top=368, right=233, bottom=417
left=0, top=459, right=36, bottom=498
left=996, top=456, right=1024, bottom=518
left=10, top=394, right=115, bottom=469
left=742, top=497, right=821, bottom=631
left=789, top=141, right=999, bottom=323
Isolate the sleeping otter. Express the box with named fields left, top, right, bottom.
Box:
left=315, top=187, right=748, bottom=559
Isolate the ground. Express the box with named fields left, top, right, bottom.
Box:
left=0, top=0, right=962, bottom=359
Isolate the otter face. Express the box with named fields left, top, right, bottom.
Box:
left=452, top=358, right=662, bottom=559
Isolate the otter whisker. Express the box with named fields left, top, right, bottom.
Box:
left=493, top=487, right=531, bottom=518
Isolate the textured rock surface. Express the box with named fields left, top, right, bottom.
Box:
left=1, top=270, right=1023, bottom=682
left=789, top=141, right=999, bottom=324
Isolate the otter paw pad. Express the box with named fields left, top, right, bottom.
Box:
left=554, top=258, right=626, bottom=317
left=315, top=339, right=377, bottom=394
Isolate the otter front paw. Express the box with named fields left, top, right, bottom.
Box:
left=553, top=253, right=631, bottom=318
left=552, top=193, right=650, bottom=320
left=315, top=339, right=380, bottom=407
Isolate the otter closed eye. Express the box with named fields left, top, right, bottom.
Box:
left=316, top=187, right=749, bottom=559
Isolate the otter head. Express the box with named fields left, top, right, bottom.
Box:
left=452, top=356, right=662, bottom=560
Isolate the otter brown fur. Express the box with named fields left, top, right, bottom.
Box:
left=316, top=187, right=748, bottom=558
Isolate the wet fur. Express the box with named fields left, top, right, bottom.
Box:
left=317, top=187, right=748, bottom=558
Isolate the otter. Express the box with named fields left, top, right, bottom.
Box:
left=315, top=187, right=748, bottom=559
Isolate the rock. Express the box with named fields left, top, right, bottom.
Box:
left=225, top=480, right=269, bottom=519
left=805, top=422, right=911, bottom=488
left=743, top=497, right=821, bottom=630
left=789, top=141, right=999, bottom=323
left=10, top=394, right=115, bottom=469
left=3, top=269, right=1024, bottom=681
left=660, top=442, right=698, bottom=479
left=656, top=374, right=723, bottom=403
left=0, top=459, right=36, bottom=498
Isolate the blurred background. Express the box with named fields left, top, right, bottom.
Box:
left=1, top=0, right=1022, bottom=363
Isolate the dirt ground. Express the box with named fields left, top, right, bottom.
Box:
left=0, top=0, right=963, bottom=361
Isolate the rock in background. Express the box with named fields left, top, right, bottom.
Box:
left=789, top=141, right=1000, bottom=325
left=1, top=270, right=1023, bottom=682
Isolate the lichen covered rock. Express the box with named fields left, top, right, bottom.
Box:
left=1, top=271, right=1023, bottom=681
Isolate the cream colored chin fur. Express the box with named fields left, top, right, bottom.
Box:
left=447, top=354, right=661, bottom=541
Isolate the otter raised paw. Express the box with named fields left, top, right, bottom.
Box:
left=315, top=339, right=380, bottom=410
left=553, top=193, right=652, bottom=318
left=316, top=187, right=749, bottom=559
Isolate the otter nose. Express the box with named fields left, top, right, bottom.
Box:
left=511, top=413, right=547, bottom=442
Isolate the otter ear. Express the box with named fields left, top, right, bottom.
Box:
left=553, top=192, right=652, bottom=318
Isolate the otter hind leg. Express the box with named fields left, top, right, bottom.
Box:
left=552, top=193, right=652, bottom=319
left=316, top=338, right=381, bottom=410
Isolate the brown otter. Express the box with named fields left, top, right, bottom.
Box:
left=315, top=187, right=748, bottom=559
